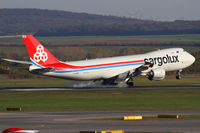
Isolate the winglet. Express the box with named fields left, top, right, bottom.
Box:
left=22, top=35, right=60, bottom=67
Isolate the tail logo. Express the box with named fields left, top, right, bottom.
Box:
left=33, top=45, right=48, bottom=62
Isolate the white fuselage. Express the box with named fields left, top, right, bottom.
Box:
left=41, top=48, right=195, bottom=81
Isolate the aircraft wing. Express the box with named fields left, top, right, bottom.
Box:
left=1, top=58, right=32, bottom=64
left=132, top=62, right=153, bottom=77
left=120, top=61, right=153, bottom=83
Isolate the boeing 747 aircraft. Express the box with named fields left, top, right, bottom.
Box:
left=2, top=35, right=195, bottom=87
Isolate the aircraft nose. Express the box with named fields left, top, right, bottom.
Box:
left=189, top=54, right=195, bottom=65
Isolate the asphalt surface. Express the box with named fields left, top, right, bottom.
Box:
left=0, top=85, right=200, bottom=92
left=0, top=111, right=200, bottom=133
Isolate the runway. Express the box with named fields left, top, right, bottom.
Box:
left=0, top=111, right=200, bottom=133
left=1, top=86, right=200, bottom=133
left=1, top=85, right=200, bottom=92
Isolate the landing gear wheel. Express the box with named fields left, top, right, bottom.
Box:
left=176, top=70, right=182, bottom=80
left=176, top=75, right=181, bottom=80
left=126, top=82, right=134, bottom=88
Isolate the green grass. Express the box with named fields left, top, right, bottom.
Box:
left=36, top=34, right=200, bottom=43
left=133, top=35, right=200, bottom=42
left=0, top=89, right=200, bottom=112
left=0, top=79, right=71, bottom=88
left=1, top=34, right=200, bottom=43
left=134, top=76, right=200, bottom=86
left=37, top=36, right=131, bottom=42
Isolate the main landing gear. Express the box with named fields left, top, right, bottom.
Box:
left=102, top=78, right=135, bottom=87
left=176, top=70, right=182, bottom=80
left=117, top=81, right=134, bottom=88
left=126, top=82, right=134, bottom=87
left=124, top=77, right=134, bottom=87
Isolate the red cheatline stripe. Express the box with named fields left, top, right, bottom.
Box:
left=42, top=59, right=144, bottom=70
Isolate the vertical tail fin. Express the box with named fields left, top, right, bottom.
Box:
left=22, top=35, right=60, bottom=67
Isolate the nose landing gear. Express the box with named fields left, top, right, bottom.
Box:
left=176, top=70, right=182, bottom=80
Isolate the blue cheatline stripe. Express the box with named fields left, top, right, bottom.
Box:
left=30, top=58, right=45, bottom=68
left=30, top=58, right=144, bottom=73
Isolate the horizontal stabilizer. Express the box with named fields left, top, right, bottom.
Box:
left=4, top=66, right=29, bottom=70
left=2, top=58, right=32, bottom=64
left=0, top=35, right=22, bottom=38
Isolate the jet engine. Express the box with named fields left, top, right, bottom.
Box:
left=147, top=69, right=166, bottom=81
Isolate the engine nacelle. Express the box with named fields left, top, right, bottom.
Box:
left=29, top=65, right=41, bottom=72
left=29, top=65, right=55, bottom=74
left=147, top=69, right=166, bottom=81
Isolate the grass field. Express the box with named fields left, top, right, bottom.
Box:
left=0, top=88, right=200, bottom=112
left=1, top=34, right=200, bottom=43
left=0, top=78, right=71, bottom=88
left=23, top=34, right=200, bottom=43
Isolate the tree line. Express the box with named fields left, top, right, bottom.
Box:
left=0, top=9, right=200, bottom=36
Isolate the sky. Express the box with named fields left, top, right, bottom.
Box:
left=0, top=0, right=200, bottom=21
